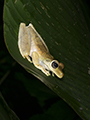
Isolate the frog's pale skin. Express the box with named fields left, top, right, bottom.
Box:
left=18, top=23, right=64, bottom=78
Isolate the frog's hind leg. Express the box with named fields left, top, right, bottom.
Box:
left=32, top=51, right=50, bottom=76
left=18, top=23, right=32, bottom=63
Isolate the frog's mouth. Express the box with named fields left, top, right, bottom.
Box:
left=55, top=71, right=64, bottom=78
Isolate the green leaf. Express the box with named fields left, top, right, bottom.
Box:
left=0, top=92, right=20, bottom=120
left=3, top=0, right=90, bottom=120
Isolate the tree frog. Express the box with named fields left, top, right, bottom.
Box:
left=18, top=23, right=64, bottom=78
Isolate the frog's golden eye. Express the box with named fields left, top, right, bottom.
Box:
left=51, top=60, right=58, bottom=69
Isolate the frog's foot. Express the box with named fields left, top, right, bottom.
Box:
left=26, top=56, right=32, bottom=63
left=41, top=69, right=51, bottom=76
left=52, top=72, right=54, bottom=77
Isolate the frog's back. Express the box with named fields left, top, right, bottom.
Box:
left=27, top=24, right=49, bottom=56
left=29, top=33, right=49, bottom=57
left=28, top=23, right=49, bottom=51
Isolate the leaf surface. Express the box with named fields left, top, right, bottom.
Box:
left=4, top=0, right=90, bottom=119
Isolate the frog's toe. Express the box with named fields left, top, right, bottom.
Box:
left=26, top=56, right=32, bottom=63
left=42, top=70, right=50, bottom=76
left=46, top=71, right=51, bottom=76
left=52, top=72, right=54, bottom=77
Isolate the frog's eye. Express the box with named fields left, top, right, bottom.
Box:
left=51, top=60, right=58, bottom=69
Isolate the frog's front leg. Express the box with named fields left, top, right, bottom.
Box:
left=32, top=51, right=50, bottom=76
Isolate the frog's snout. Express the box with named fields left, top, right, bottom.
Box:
left=59, top=72, right=64, bottom=78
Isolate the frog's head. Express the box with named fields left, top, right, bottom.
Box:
left=50, top=60, right=64, bottom=78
